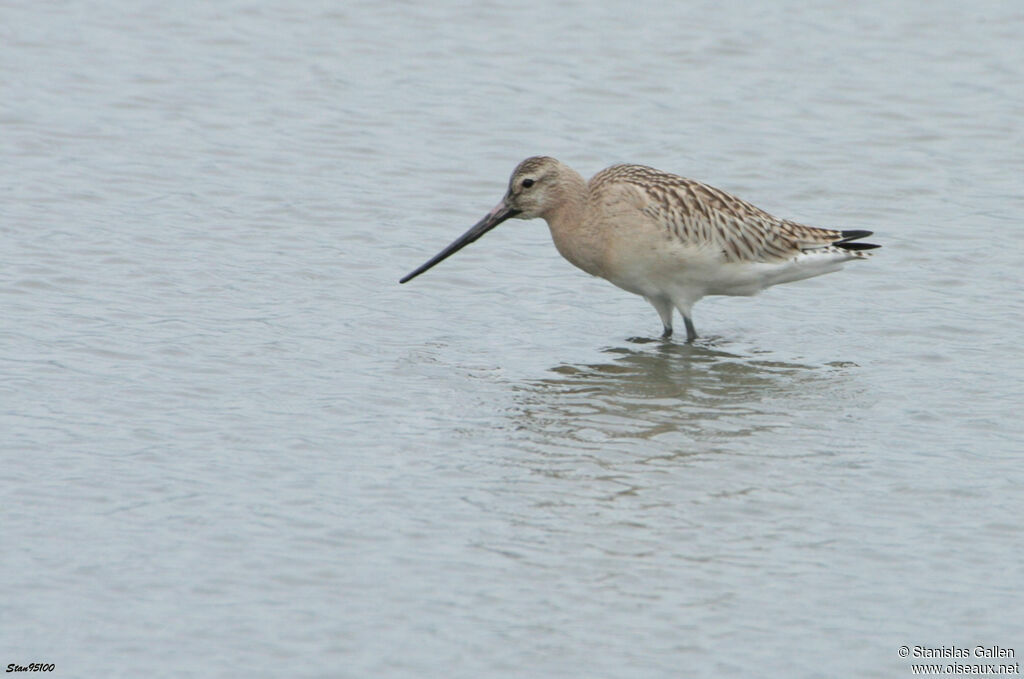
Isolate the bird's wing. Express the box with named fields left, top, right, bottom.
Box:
left=591, top=164, right=849, bottom=263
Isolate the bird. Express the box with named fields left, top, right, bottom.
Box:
left=400, top=157, right=879, bottom=341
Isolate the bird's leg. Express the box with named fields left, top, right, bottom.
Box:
left=647, top=296, right=675, bottom=340
left=683, top=316, right=697, bottom=342
left=671, top=300, right=698, bottom=342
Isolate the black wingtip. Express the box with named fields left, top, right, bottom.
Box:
left=839, top=229, right=874, bottom=242
left=837, top=241, right=881, bottom=251
left=835, top=229, right=880, bottom=251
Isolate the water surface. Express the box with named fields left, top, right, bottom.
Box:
left=2, top=1, right=1023, bottom=677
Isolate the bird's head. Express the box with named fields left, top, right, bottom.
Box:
left=399, top=156, right=569, bottom=284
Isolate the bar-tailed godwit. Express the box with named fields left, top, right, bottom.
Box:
left=400, top=157, right=879, bottom=341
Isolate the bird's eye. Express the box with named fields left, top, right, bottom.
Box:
left=521, top=178, right=535, bottom=188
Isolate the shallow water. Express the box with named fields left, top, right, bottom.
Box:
left=2, top=1, right=1023, bottom=677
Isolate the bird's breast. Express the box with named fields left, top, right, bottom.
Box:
left=546, top=218, right=607, bottom=278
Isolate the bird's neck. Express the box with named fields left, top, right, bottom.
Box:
left=543, top=168, right=604, bottom=276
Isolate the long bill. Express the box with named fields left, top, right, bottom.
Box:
left=399, top=201, right=520, bottom=284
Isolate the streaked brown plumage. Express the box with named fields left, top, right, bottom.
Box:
left=401, top=156, right=878, bottom=341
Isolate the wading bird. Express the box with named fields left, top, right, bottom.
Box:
left=400, top=157, right=878, bottom=341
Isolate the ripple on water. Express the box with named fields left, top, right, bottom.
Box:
left=504, top=338, right=844, bottom=461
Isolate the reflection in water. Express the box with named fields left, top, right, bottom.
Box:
left=510, top=339, right=829, bottom=459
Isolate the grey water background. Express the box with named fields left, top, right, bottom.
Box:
left=2, top=1, right=1023, bottom=677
